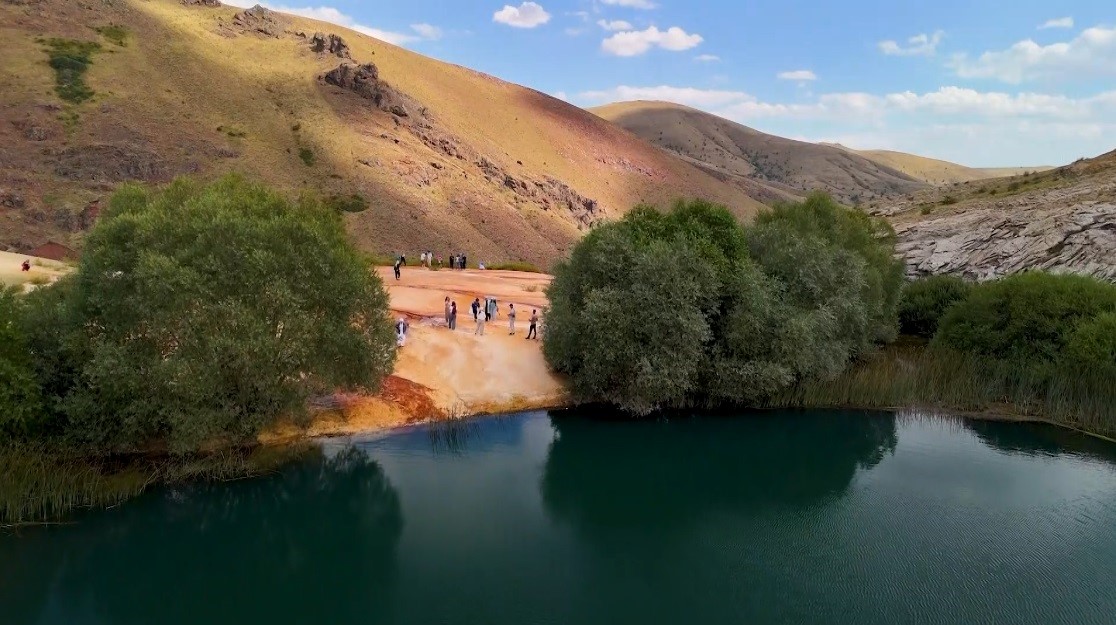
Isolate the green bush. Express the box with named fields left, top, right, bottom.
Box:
left=1063, top=312, right=1116, bottom=374
left=940, top=196, right=957, bottom=205
left=20, top=176, right=396, bottom=452
left=298, top=147, right=315, bottom=166
left=935, top=272, right=1116, bottom=364
left=94, top=24, right=129, bottom=47
left=544, top=194, right=901, bottom=414
left=325, top=193, right=369, bottom=213
left=898, top=275, right=972, bottom=338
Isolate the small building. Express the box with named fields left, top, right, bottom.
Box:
left=29, top=241, right=79, bottom=262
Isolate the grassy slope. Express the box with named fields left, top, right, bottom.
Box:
left=591, top=100, right=927, bottom=206
left=0, top=0, right=764, bottom=268
left=842, top=148, right=1051, bottom=185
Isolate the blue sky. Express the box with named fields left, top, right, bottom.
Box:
left=227, top=1, right=1115, bottom=167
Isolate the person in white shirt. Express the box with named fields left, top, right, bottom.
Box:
left=508, top=303, right=516, bottom=335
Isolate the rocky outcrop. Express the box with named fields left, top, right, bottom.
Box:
left=896, top=202, right=1116, bottom=281
left=182, top=0, right=221, bottom=6
left=50, top=144, right=183, bottom=183
left=322, top=63, right=421, bottom=119
left=309, top=32, right=350, bottom=59
left=232, top=4, right=284, bottom=37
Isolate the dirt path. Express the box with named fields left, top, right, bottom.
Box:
left=264, top=267, right=568, bottom=441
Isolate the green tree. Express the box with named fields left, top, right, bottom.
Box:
left=544, top=194, right=901, bottom=414
left=0, top=288, right=44, bottom=436
left=898, top=275, right=972, bottom=338
left=29, top=176, right=396, bottom=451
left=1062, top=312, right=1116, bottom=374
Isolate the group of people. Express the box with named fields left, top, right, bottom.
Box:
left=444, top=296, right=539, bottom=339
left=393, top=252, right=476, bottom=280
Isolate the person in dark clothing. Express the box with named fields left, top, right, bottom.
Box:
left=393, top=258, right=401, bottom=280
left=527, top=309, right=538, bottom=340
left=449, top=301, right=458, bottom=330
left=21, top=259, right=31, bottom=272
left=471, top=298, right=480, bottom=321
left=461, top=254, right=467, bottom=270
left=400, top=254, right=407, bottom=266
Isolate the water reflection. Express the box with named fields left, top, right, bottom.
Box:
left=963, top=418, right=1116, bottom=462
left=0, top=447, right=403, bottom=625
left=541, top=409, right=898, bottom=530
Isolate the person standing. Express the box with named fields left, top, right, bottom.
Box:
left=508, top=303, right=516, bottom=335
left=449, top=301, right=457, bottom=330
left=461, top=254, right=467, bottom=270
left=471, top=297, right=480, bottom=321
left=393, top=258, right=402, bottom=281
left=527, top=309, right=538, bottom=340
left=474, top=306, right=486, bottom=335
left=444, top=296, right=451, bottom=325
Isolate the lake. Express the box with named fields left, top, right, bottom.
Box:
left=2, top=409, right=1115, bottom=625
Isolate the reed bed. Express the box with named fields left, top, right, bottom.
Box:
left=766, top=344, right=1116, bottom=439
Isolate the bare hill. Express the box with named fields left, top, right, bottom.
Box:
left=823, top=146, right=1051, bottom=185
left=0, top=0, right=764, bottom=268
left=591, top=100, right=927, bottom=206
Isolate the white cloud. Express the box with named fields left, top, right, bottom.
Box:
left=601, top=26, right=703, bottom=56
left=410, top=23, right=442, bottom=40
left=493, top=2, right=551, bottom=28
left=600, top=0, right=656, bottom=8
left=220, top=1, right=441, bottom=45
left=694, top=54, right=720, bottom=62
left=777, top=69, right=817, bottom=81
left=568, top=10, right=590, bottom=21
left=879, top=30, right=944, bottom=56
left=951, top=26, right=1116, bottom=83
left=1039, top=17, right=1074, bottom=30
left=597, top=19, right=634, bottom=31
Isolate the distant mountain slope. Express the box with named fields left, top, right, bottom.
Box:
left=823, top=146, right=1051, bottom=185
left=591, top=100, right=927, bottom=206
left=0, top=0, right=764, bottom=267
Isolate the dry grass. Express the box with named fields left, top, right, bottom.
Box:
left=592, top=100, right=926, bottom=206
left=1, top=0, right=766, bottom=268
left=851, top=149, right=1050, bottom=185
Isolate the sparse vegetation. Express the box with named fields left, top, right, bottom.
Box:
left=298, top=146, right=316, bottom=166
left=325, top=193, right=369, bottom=213
left=940, top=195, right=957, bottom=206
left=920, top=205, right=933, bottom=215
left=485, top=261, right=542, bottom=273
left=94, top=24, right=129, bottom=47
left=42, top=38, right=102, bottom=104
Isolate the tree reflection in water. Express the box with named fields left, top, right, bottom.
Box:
left=0, top=446, right=403, bottom=625
left=541, top=409, right=898, bottom=531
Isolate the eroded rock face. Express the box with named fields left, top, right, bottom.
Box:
left=323, top=63, right=419, bottom=118
left=232, top=4, right=284, bottom=37
left=51, top=144, right=181, bottom=183
left=310, top=32, right=351, bottom=58
left=896, top=202, right=1116, bottom=281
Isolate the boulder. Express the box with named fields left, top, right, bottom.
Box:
left=232, top=4, right=284, bottom=37
left=309, top=32, right=351, bottom=58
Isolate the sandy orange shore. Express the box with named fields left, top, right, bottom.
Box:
left=263, top=267, right=569, bottom=441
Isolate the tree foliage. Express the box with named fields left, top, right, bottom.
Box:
left=898, top=275, right=972, bottom=338
left=934, top=272, right=1116, bottom=364
left=13, top=176, right=396, bottom=451
left=0, top=288, right=43, bottom=437
left=544, top=194, right=902, bottom=414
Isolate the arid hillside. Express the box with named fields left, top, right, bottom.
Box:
left=823, top=145, right=1051, bottom=185
left=0, top=0, right=764, bottom=268
left=591, top=100, right=928, bottom=206
left=875, top=150, right=1116, bottom=280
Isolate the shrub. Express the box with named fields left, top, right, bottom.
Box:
left=935, top=272, right=1116, bottom=364
left=544, top=194, right=901, bottom=414
left=898, top=275, right=972, bottom=338
left=23, top=175, right=396, bottom=452
left=298, top=147, right=315, bottom=166
left=1062, top=312, right=1116, bottom=374
left=940, top=195, right=957, bottom=205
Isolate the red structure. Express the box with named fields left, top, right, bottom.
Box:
left=29, top=241, right=79, bottom=262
